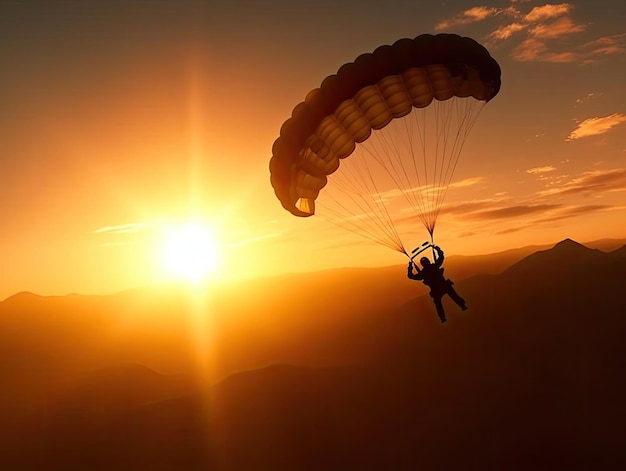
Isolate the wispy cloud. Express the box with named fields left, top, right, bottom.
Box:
left=435, top=6, right=502, bottom=31
left=533, top=204, right=611, bottom=223
left=528, top=17, right=585, bottom=39
left=526, top=165, right=556, bottom=174
left=438, top=193, right=510, bottom=216
left=490, top=22, right=526, bottom=40
left=493, top=203, right=609, bottom=233
left=438, top=168, right=623, bottom=224
left=92, top=223, right=147, bottom=248
left=579, top=33, right=626, bottom=56
left=436, top=2, right=625, bottom=64
left=496, top=226, right=525, bottom=235
left=436, top=2, right=574, bottom=37
left=465, top=203, right=562, bottom=220
left=448, top=176, right=487, bottom=188
left=575, top=92, right=597, bottom=105
left=93, top=223, right=145, bottom=234
left=372, top=176, right=485, bottom=202
left=537, top=168, right=626, bottom=197
left=523, top=3, right=571, bottom=22
left=512, top=33, right=626, bottom=63
left=510, top=38, right=578, bottom=62
left=430, top=166, right=626, bottom=233
left=567, top=113, right=626, bottom=140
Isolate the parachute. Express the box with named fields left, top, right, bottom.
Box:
left=270, top=33, right=501, bottom=254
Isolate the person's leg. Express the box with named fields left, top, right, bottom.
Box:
left=447, top=286, right=467, bottom=310
left=433, top=296, right=446, bottom=323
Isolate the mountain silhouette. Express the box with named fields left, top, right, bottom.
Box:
left=126, top=240, right=624, bottom=470
left=501, top=237, right=610, bottom=278
left=610, top=244, right=626, bottom=258
left=1, top=239, right=625, bottom=470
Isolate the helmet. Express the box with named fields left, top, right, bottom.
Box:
left=420, top=257, right=430, bottom=266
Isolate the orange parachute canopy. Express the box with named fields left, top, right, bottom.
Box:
left=270, top=33, right=501, bottom=252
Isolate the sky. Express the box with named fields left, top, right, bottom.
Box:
left=1, top=0, right=625, bottom=298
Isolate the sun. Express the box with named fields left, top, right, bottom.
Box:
left=157, top=222, right=221, bottom=283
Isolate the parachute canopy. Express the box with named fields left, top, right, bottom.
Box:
left=270, top=33, right=501, bottom=252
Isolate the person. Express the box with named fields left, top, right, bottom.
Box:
left=407, top=245, right=467, bottom=324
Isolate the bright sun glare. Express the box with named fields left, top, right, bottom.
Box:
left=158, top=223, right=221, bottom=283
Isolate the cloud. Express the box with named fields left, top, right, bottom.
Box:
left=437, top=194, right=510, bottom=217
left=371, top=176, right=485, bottom=203
left=567, top=113, right=626, bottom=140
left=428, top=166, right=626, bottom=232
left=528, top=17, right=586, bottom=39
left=496, top=226, right=525, bottom=235
left=533, top=204, right=611, bottom=223
left=93, top=223, right=145, bottom=234
left=93, top=223, right=147, bottom=248
left=580, top=33, right=626, bottom=56
left=438, top=2, right=624, bottom=64
left=387, top=170, right=624, bottom=235
left=511, top=37, right=579, bottom=62
left=494, top=204, right=610, bottom=231
left=575, top=92, right=597, bottom=104
left=537, top=168, right=626, bottom=197
left=435, top=6, right=502, bottom=31
left=526, top=165, right=556, bottom=174
left=490, top=22, right=527, bottom=40
left=439, top=200, right=494, bottom=216
left=512, top=33, right=626, bottom=63
left=465, top=203, right=562, bottom=220
left=448, top=176, right=486, bottom=188
left=483, top=3, right=578, bottom=44
left=523, top=3, right=571, bottom=22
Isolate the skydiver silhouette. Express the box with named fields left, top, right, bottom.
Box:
left=407, top=245, right=467, bottom=324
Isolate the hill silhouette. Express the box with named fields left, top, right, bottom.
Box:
left=130, top=240, right=625, bottom=470
left=1, top=239, right=625, bottom=469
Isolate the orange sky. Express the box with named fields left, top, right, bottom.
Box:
left=1, top=0, right=625, bottom=299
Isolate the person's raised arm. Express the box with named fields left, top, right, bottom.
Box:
left=407, top=260, right=423, bottom=280
left=433, top=245, right=444, bottom=267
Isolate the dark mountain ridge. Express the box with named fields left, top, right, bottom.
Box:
left=174, top=240, right=624, bottom=470
left=2, top=239, right=625, bottom=470
left=502, top=238, right=611, bottom=276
